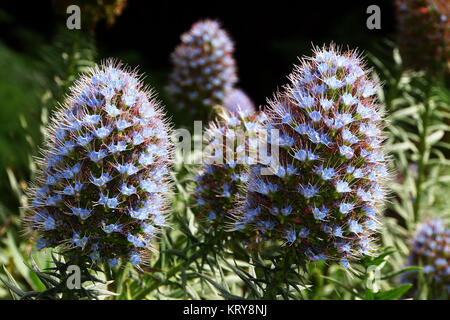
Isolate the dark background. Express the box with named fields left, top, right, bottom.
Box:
left=0, top=0, right=395, bottom=107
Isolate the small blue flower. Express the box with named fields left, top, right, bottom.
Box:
left=299, top=184, right=319, bottom=199
left=222, top=184, right=231, bottom=197
left=334, top=113, right=353, bottom=129
left=297, top=95, right=315, bottom=108
left=275, top=165, right=286, bottom=178
left=282, top=113, right=292, bottom=124
left=307, top=128, right=321, bottom=144
left=339, top=202, right=354, bottom=215
left=127, top=234, right=146, bottom=247
left=279, top=134, right=295, bottom=147
left=336, top=180, right=352, bottom=193
left=105, top=103, right=122, bottom=117
left=46, top=175, right=57, bottom=185
left=265, top=182, right=277, bottom=193
left=284, top=228, right=297, bottom=243
left=336, top=241, right=351, bottom=253
left=153, top=214, right=166, bottom=226
left=308, top=151, right=319, bottom=160
left=324, top=76, right=344, bottom=89
left=120, top=183, right=136, bottom=195
left=103, top=223, right=121, bottom=234
left=108, top=258, right=119, bottom=267
left=79, top=209, right=91, bottom=220
left=36, top=239, right=47, bottom=250
left=298, top=227, right=310, bottom=238
left=360, top=122, right=378, bottom=137
left=318, top=63, right=329, bottom=74
left=87, top=149, right=108, bottom=162
left=115, top=163, right=129, bottom=174
left=341, top=93, right=358, bottom=106
left=94, top=126, right=112, bottom=139
left=141, top=179, right=158, bottom=193
left=138, top=152, right=154, bottom=166
left=313, top=206, right=328, bottom=221
left=62, top=169, right=74, bottom=179
left=294, top=149, right=307, bottom=161
left=142, top=222, right=156, bottom=235
left=339, top=145, right=354, bottom=159
left=320, top=98, right=333, bottom=110
left=357, top=188, right=373, bottom=202
left=349, top=219, right=362, bottom=234
left=133, top=132, right=145, bottom=145
left=123, top=92, right=137, bottom=106
left=116, top=119, right=132, bottom=131
left=44, top=216, right=56, bottom=230
left=130, top=252, right=141, bottom=266
left=365, top=219, right=378, bottom=231
left=286, top=164, right=297, bottom=175
left=90, top=173, right=112, bottom=187
left=435, top=258, right=446, bottom=267
left=208, top=211, right=216, bottom=220
left=56, top=129, right=66, bottom=140
left=423, top=265, right=435, bottom=273
left=308, top=111, right=322, bottom=122
left=83, top=114, right=101, bottom=125
left=342, top=129, right=359, bottom=145
left=333, top=226, right=344, bottom=237
left=62, top=185, right=75, bottom=195
left=340, top=259, right=349, bottom=269
left=106, top=196, right=119, bottom=209
left=281, top=206, right=293, bottom=216
left=321, top=167, right=336, bottom=180
left=294, top=123, right=309, bottom=135
left=126, top=163, right=139, bottom=175
left=129, top=207, right=149, bottom=220
left=353, top=168, right=364, bottom=178
left=72, top=232, right=88, bottom=248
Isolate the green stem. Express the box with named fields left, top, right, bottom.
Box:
left=133, top=250, right=202, bottom=300
left=412, top=76, right=433, bottom=223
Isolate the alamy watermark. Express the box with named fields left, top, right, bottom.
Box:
left=366, top=265, right=383, bottom=292
left=366, top=5, right=381, bottom=30
left=66, top=5, right=81, bottom=30
left=172, top=121, right=281, bottom=175
left=66, top=264, right=81, bottom=289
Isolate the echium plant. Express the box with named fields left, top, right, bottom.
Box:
left=24, top=61, right=173, bottom=268
left=395, top=0, right=449, bottom=73
left=223, top=88, right=255, bottom=115
left=192, top=108, right=266, bottom=234
left=403, top=219, right=450, bottom=299
left=233, top=44, right=389, bottom=269
left=168, top=19, right=237, bottom=118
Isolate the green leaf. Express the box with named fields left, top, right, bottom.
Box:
left=363, top=249, right=395, bottom=268
left=374, top=284, right=412, bottom=300
left=365, top=289, right=375, bottom=300
left=1, top=266, right=24, bottom=300
left=196, top=273, right=243, bottom=300
left=381, top=267, right=422, bottom=280
left=426, top=130, right=444, bottom=145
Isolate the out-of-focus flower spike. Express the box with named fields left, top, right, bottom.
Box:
left=168, top=19, right=238, bottom=117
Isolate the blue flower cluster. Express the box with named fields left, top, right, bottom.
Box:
left=192, top=108, right=266, bottom=231
left=395, top=0, right=449, bottom=73
left=168, top=19, right=237, bottom=116
left=404, top=219, right=449, bottom=296
left=223, top=88, right=255, bottom=116
left=26, top=61, right=173, bottom=267
left=232, top=45, right=389, bottom=268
